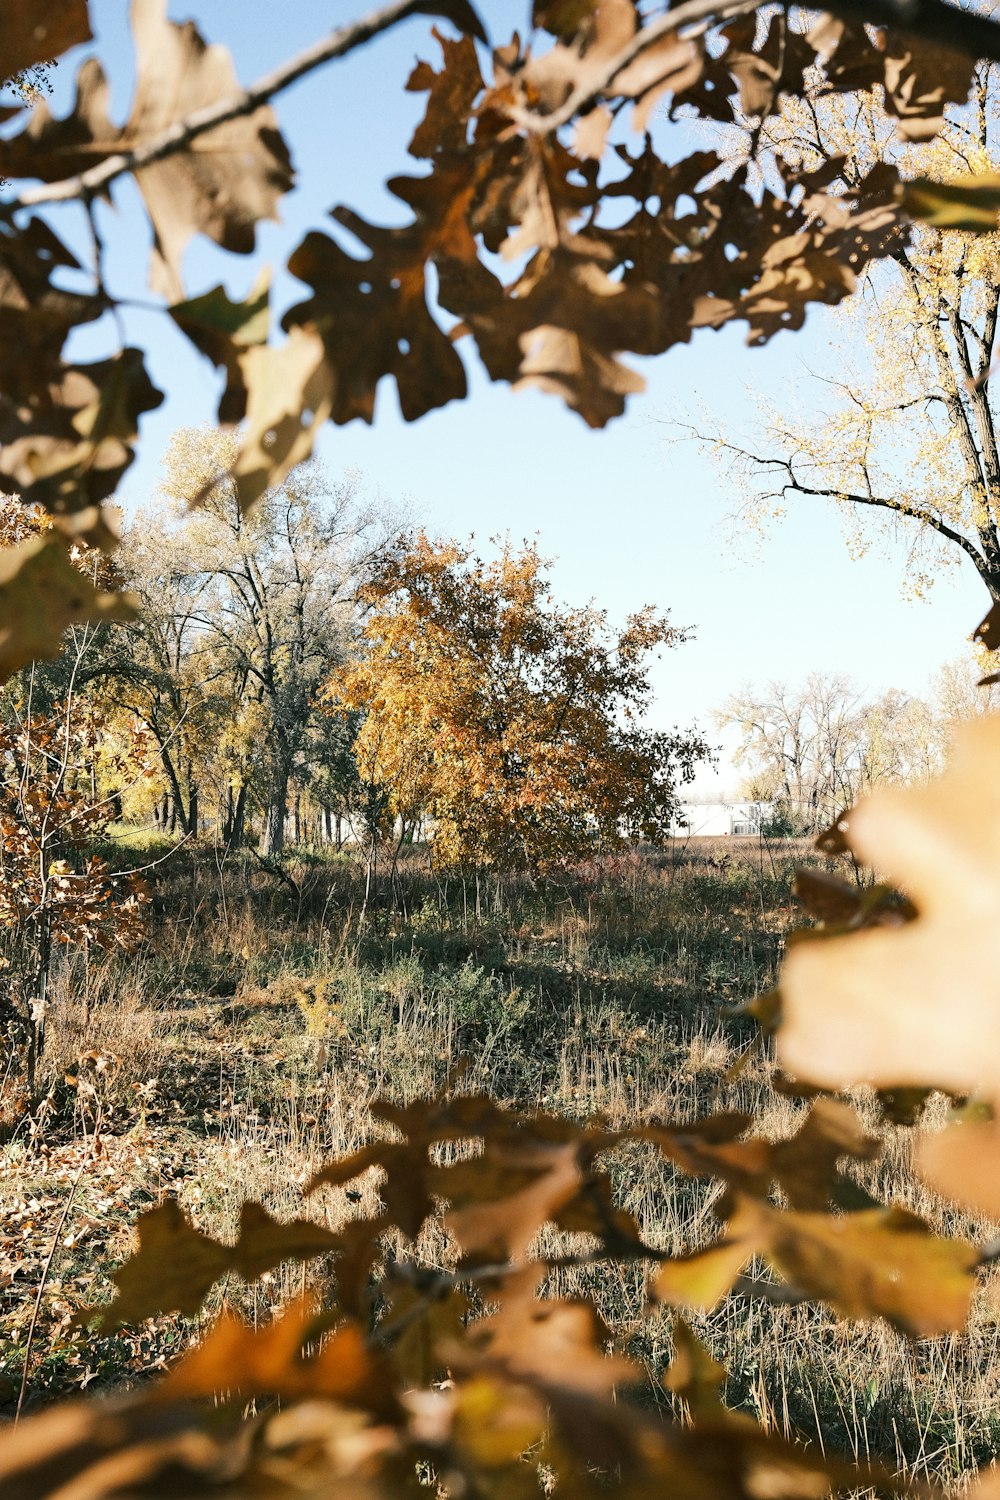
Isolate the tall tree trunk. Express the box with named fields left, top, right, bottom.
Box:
left=224, top=783, right=249, bottom=850
left=261, top=758, right=292, bottom=857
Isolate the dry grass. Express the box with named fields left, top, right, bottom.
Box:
left=0, top=835, right=996, bottom=1481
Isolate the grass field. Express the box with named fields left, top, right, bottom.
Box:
left=1, top=835, right=997, bottom=1484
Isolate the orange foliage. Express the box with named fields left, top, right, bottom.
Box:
left=327, top=533, right=709, bottom=870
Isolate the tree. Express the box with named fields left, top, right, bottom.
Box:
left=328, top=532, right=711, bottom=873
left=719, top=673, right=866, bottom=833
left=9, top=4, right=1000, bottom=1496
left=0, top=693, right=150, bottom=1092
left=720, top=663, right=999, bottom=834
left=119, top=428, right=393, bottom=856
left=683, top=57, right=1000, bottom=612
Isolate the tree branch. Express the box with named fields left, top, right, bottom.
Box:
left=514, top=0, right=1000, bottom=136
left=8, top=0, right=472, bottom=212
left=7, top=0, right=1000, bottom=216
left=511, top=0, right=758, bottom=134
left=787, top=477, right=993, bottom=581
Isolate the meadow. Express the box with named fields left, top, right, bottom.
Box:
left=1, top=835, right=997, bottom=1485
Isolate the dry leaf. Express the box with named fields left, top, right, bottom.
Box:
left=231, top=327, right=335, bottom=510
left=880, top=30, right=974, bottom=141
left=779, top=715, right=1000, bottom=1098
left=654, top=1238, right=752, bottom=1313
left=168, top=271, right=270, bottom=424
left=82, top=1198, right=342, bottom=1329
left=1, top=1, right=294, bottom=301
left=0, top=536, right=136, bottom=682
left=0, top=1, right=91, bottom=82
left=728, top=1197, right=978, bottom=1337
left=0, top=348, right=163, bottom=515
left=160, top=1297, right=399, bottom=1416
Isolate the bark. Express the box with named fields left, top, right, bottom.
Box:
left=261, top=758, right=292, bottom=857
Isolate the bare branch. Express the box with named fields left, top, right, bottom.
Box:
left=786, top=477, right=992, bottom=579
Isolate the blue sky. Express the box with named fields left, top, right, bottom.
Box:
left=31, top=1, right=987, bottom=792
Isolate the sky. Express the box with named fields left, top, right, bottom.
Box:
left=22, top=1, right=988, bottom=795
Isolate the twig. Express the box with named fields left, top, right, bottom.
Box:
left=511, top=0, right=757, bottom=134
left=16, top=1163, right=85, bottom=1422
left=509, top=0, right=1000, bottom=137
left=8, top=0, right=476, bottom=212
left=249, top=848, right=301, bottom=899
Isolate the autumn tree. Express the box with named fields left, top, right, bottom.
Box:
left=328, top=533, right=710, bottom=874
left=0, top=689, right=150, bottom=1092
left=116, top=429, right=395, bottom=855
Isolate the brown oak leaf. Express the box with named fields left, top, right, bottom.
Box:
left=81, top=1198, right=342, bottom=1329
left=1, top=0, right=294, bottom=300
left=0, top=1, right=91, bottom=83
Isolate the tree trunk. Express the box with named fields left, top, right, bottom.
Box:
left=261, top=759, right=291, bottom=857
left=224, top=783, right=248, bottom=850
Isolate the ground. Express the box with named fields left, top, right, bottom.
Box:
left=1, top=837, right=998, bottom=1482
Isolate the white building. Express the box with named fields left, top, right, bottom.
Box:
left=669, top=800, right=768, bottom=837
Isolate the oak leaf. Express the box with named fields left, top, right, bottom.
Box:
left=451, top=1267, right=640, bottom=1467
left=231, top=327, right=335, bottom=510
left=779, top=715, right=1000, bottom=1100
left=641, top=1098, right=879, bottom=1212
left=664, top=1317, right=736, bottom=1426
left=0, top=536, right=136, bottom=683
left=168, top=272, right=270, bottom=425
left=654, top=1238, right=753, bottom=1313
left=879, top=30, right=974, bottom=141
left=903, top=174, right=1000, bottom=232
left=0, top=218, right=104, bottom=407
left=0, top=348, right=163, bottom=516
left=657, top=1200, right=977, bottom=1337
left=0, top=1, right=91, bottom=82
left=82, top=1198, right=342, bottom=1329
left=160, top=1296, right=399, bottom=1416
left=2, top=0, right=294, bottom=300
left=129, top=0, right=294, bottom=298
left=307, top=1093, right=514, bottom=1239
left=728, top=1198, right=978, bottom=1338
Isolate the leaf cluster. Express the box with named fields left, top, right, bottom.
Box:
left=0, top=1, right=994, bottom=650
left=7, top=1065, right=986, bottom=1498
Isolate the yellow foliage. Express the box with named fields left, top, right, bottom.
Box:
left=326, top=533, right=707, bottom=870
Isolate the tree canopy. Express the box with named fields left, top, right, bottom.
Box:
left=329, top=532, right=710, bottom=870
